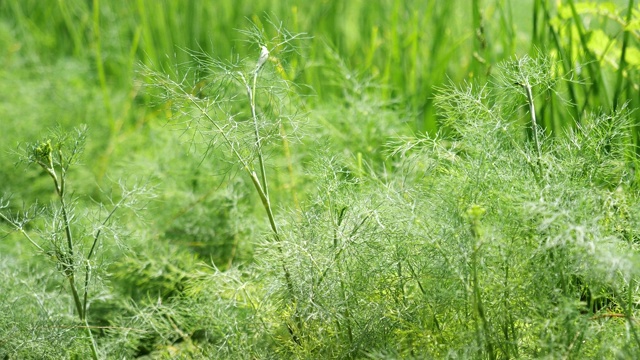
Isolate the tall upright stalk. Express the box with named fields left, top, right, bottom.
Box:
left=158, top=44, right=302, bottom=343
left=0, top=129, right=145, bottom=359
left=612, top=0, right=636, bottom=111
left=467, top=205, right=495, bottom=360
left=9, top=135, right=102, bottom=359
left=520, top=79, right=544, bottom=180
left=499, top=55, right=554, bottom=181
left=243, top=45, right=301, bottom=343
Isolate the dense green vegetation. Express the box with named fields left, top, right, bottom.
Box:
left=1, top=0, right=640, bottom=358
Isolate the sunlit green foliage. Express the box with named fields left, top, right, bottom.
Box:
left=1, top=1, right=640, bottom=359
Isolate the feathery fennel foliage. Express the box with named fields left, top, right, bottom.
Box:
left=0, top=127, right=152, bottom=359
left=2, top=6, right=640, bottom=357
left=168, top=52, right=640, bottom=359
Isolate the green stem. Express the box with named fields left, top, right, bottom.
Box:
left=522, top=81, right=544, bottom=180
left=249, top=69, right=270, bottom=201
left=67, top=274, right=84, bottom=319
left=85, top=317, right=100, bottom=360
left=87, top=198, right=124, bottom=260
left=56, top=152, right=99, bottom=359
left=626, top=280, right=640, bottom=349
left=92, top=0, right=113, bottom=123
left=60, top=198, right=75, bottom=261
left=531, top=0, right=540, bottom=48
left=248, top=171, right=279, bottom=236
left=179, top=59, right=301, bottom=345
left=467, top=206, right=494, bottom=360
left=612, top=0, right=635, bottom=111
left=331, top=205, right=353, bottom=344
left=540, top=1, right=580, bottom=123
left=566, top=0, right=610, bottom=112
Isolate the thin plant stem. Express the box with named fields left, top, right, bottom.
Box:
left=0, top=212, right=45, bottom=252
left=468, top=206, right=495, bottom=360
left=59, top=175, right=99, bottom=360
left=521, top=80, right=544, bottom=180
left=613, top=0, right=635, bottom=111
left=51, top=151, right=86, bottom=323
left=170, top=49, right=301, bottom=344
left=92, top=0, right=112, bottom=123
left=331, top=205, right=353, bottom=344
left=251, top=67, right=270, bottom=200
left=85, top=317, right=100, bottom=360
left=31, top=138, right=101, bottom=359
left=532, top=0, right=541, bottom=48
left=540, top=1, right=580, bottom=123
left=244, top=59, right=302, bottom=343
left=566, top=0, right=610, bottom=112
left=280, top=123, right=300, bottom=210
left=87, top=197, right=126, bottom=260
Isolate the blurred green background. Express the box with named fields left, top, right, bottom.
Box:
left=2, top=1, right=637, bottom=132
left=1, top=0, right=637, bottom=152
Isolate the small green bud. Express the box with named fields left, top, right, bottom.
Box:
left=466, top=204, right=486, bottom=240
left=33, top=140, right=53, bottom=166
left=466, top=204, right=486, bottom=221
